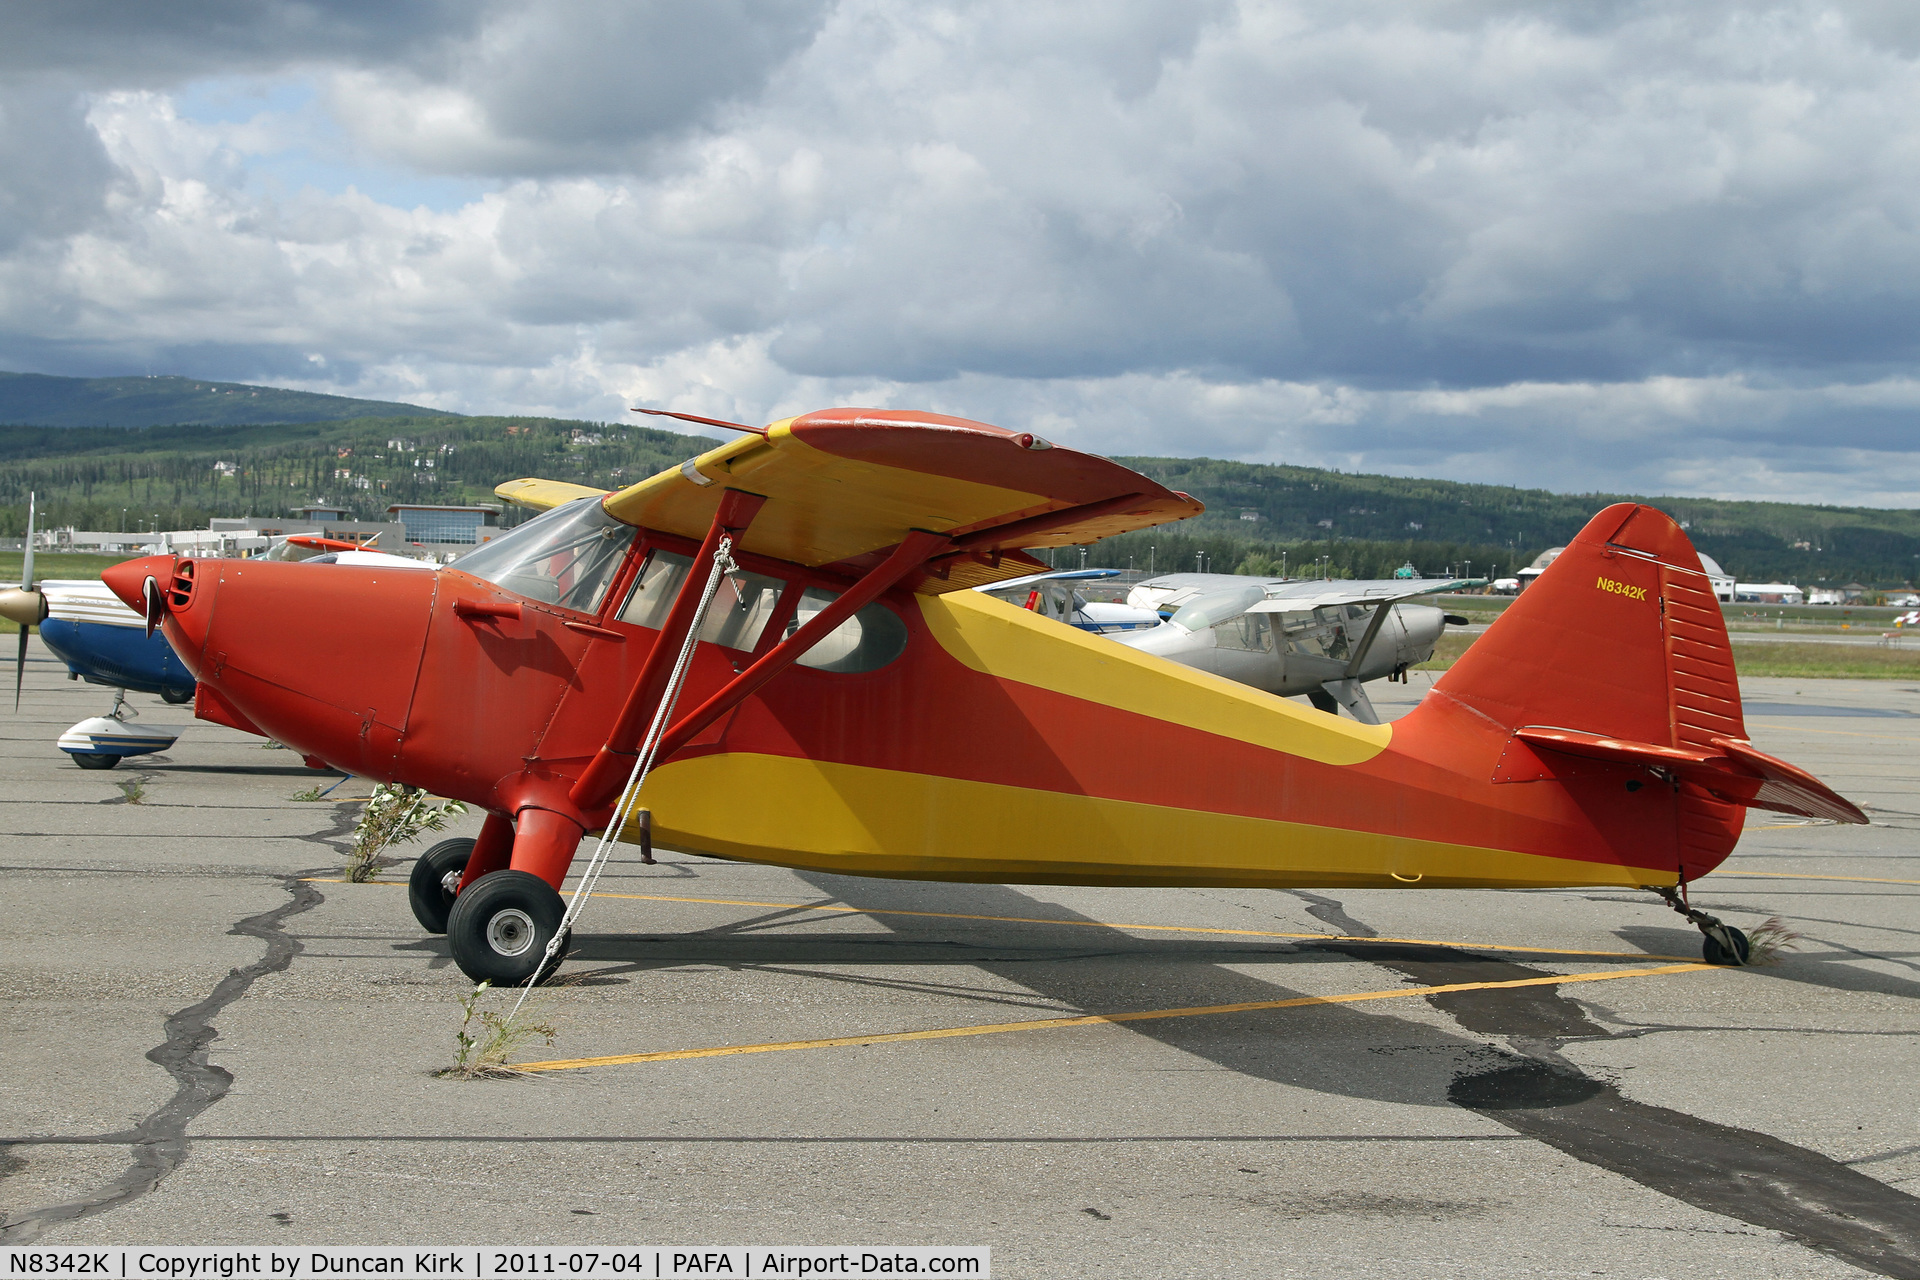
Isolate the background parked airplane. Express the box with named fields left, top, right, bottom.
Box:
left=1, top=533, right=433, bottom=767
left=976, top=569, right=1162, bottom=633
left=1111, top=573, right=1477, bottom=723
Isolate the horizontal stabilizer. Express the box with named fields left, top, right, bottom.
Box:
left=1511, top=726, right=1868, bottom=825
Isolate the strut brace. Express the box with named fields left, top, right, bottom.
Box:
left=569, top=489, right=1156, bottom=812
left=569, top=489, right=766, bottom=808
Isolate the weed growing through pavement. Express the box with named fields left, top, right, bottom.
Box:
left=345, top=782, right=467, bottom=882
left=289, top=785, right=324, bottom=802
left=436, top=981, right=559, bottom=1080
left=1743, top=916, right=1805, bottom=965
left=117, top=779, right=144, bottom=804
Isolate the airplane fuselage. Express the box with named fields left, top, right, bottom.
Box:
left=136, top=539, right=1701, bottom=893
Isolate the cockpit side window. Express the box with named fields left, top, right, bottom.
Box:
left=1215, top=613, right=1273, bottom=653
left=451, top=498, right=636, bottom=614
left=618, top=550, right=788, bottom=653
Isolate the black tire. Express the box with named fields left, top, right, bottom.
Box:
left=407, top=836, right=476, bottom=935
left=1702, top=926, right=1751, bottom=966
left=73, top=753, right=122, bottom=770
left=446, top=869, right=571, bottom=987
left=160, top=686, right=195, bottom=705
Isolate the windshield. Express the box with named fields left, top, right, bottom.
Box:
left=451, top=498, right=636, bottom=613
left=1170, top=585, right=1267, bottom=633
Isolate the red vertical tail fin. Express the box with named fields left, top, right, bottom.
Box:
left=1435, top=503, right=1743, bottom=751
left=1426, top=504, right=1867, bottom=880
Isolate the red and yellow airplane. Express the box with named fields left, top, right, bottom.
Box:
left=102, top=408, right=1864, bottom=985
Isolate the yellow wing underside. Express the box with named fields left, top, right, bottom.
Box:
left=496, top=410, right=1203, bottom=593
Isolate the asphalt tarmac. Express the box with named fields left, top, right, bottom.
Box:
left=2, top=641, right=1917, bottom=1278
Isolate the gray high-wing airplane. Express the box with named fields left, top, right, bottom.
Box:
left=1112, top=573, right=1477, bottom=723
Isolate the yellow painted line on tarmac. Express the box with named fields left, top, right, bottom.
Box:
left=513, top=963, right=1714, bottom=1073
left=1710, top=870, right=1920, bottom=886
left=304, top=880, right=1692, bottom=961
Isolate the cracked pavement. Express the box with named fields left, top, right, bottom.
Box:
left=2, top=642, right=1917, bottom=1277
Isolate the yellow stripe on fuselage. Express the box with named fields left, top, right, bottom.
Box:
left=920, top=589, right=1391, bottom=767
left=636, top=753, right=1672, bottom=889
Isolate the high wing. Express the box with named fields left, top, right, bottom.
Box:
left=975, top=568, right=1123, bottom=594
left=1245, top=577, right=1482, bottom=614
left=494, top=478, right=612, bottom=512
left=490, top=408, right=1203, bottom=807
left=498, top=408, right=1202, bottom=593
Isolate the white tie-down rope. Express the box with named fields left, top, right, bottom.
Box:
left=509, top=534, right=737, bottom=1013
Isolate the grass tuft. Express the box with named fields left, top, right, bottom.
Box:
left=435, top=981, right=559, bottom=1080
left=117, top=779, right=144, bottom=804
left=288, top=785, right=325, bottom=802
left=1742, top=916, right=1805, bottom=966
left=345, top=781, right=467, bottom=882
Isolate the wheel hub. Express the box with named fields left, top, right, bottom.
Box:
left=440, top=869, right=462, bottom=898
left=485, top=907, right=536, bottom=957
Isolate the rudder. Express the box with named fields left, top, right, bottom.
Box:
left=1435, top=503, right=1742, bottom=750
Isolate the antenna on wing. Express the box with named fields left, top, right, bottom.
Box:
left=1, top=492, right=48, bottom=710
left=630, top=407, right=769, bottom=437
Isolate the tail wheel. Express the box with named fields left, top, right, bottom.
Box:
left=1702, top=925, right=1751, bottom=966
left=407, top=836, right=476, bottom=935
left=73, top=753, right=122, bottom=771
left=446, top=870, right=571, bottom=987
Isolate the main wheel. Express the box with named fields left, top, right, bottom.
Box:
left=446, top=870, right=571, bottom=986
left=407, top=836, right=476, bottom=935
left=73, top=753, right=122, bottom=770
left=1702, top=926, right=1751, bottom=966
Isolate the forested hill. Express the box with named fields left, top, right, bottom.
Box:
left=0, top=415, right=720, bottom=539
left=1111, top=456, right=1920, bottom=588
left=0, top=372, right=459, bottom=428
left=0, top=409, right=1913, bottom=586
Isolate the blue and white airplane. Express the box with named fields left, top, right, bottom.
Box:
left=974, top=568, right=1163, bottom=634
left=1, top=520, right=434, bottom=767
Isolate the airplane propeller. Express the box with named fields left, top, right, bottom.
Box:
left=0, top=492, right=46, bottom=711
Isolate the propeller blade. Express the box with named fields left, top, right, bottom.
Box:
left=12, top=490, right=34, bottom=710
left=143, top=575, right=163, bottom=637
left=19, top=490, right=34, bottom=592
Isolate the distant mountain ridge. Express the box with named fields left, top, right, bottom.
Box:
left=0, top=374, right=1911, bottom=583
left=0, top=372, right=461, bottom=428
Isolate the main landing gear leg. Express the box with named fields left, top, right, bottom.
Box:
left=407, top=810, right=515, bottom=935
left=446, top=808, right=584, bottom=986
left=1652, top=884, right=1751, bottom=966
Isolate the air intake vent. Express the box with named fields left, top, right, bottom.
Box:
left=168, top=560, right=196, bottom=609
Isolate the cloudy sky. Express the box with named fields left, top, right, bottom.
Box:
left=4, top=1, right=1920, bottom=504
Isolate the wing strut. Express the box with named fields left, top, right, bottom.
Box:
left=1342, top=600, right=1394, bottom=681
left=1309, top=601, right=1396, bottom=725
left=569, top=523, right=954, bottom=812
left=646, top=529, right=953, bottom=765
left=569, top=488, right=767, bottom=808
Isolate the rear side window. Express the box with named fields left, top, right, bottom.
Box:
left=788, top=588, right=909, bottom=673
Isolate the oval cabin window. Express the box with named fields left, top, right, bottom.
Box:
left=787, top=588, right=909, bottom=673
